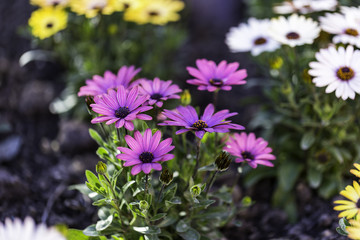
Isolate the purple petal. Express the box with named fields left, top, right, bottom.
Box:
left=131, top=164, right=142, bottom=175
left=142, top=163, right=152, bottom=174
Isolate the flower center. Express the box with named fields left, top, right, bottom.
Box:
left=139, top=152, right=154, bottom=163
left=241, top=151, right=255, bottom=161
left=209, top=78, right=223, bottom=86
left=192, top=120, right=208, bottom=130
left=357, top=199, right=360, bottom=209
left=123, top=3, right=130, bottom=9
left=337, top=67, right=355, bottom=81
left=286, top=32, right=300, bottom=40
left=151, top=93, right=163, bottom=100
left=46, top=22, right=54, bottom=28
left=148, top=11, right=159, bottom=16
left=345, top=28, right=359, bottom=36
left=254, top=37, right=267, bottom=45
left=115, top=107, right=130, bottom=118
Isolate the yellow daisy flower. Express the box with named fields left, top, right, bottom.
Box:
left=124, top=0, right=185, bottom=25
left=351, top=163, right=360, bottom=178
left=30, top=0, right=69, bottom=7
left=348, top=219, right=360, bottom=240
left=69, top=0, right=122, bottom=18
left=118, top=0, right=142, bottom=10
left=334, top=181, right=360, bottom=219
left=28, top=7, right=68, bottom=40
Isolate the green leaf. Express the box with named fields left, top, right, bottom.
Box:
left=122, top=180, right=136, bottom=193
left=339, top=217, right=350, bottom=233
left=96, top=147, right=110, bottom=161
left=83, top=225, right=101, bottom=237
left=164, top=183, right=177, bottom=201
left=96, top=214, right=113, bottom=231
left=329, top=147, right=344, bottom=163
left=307, top=167, right=322, bottom=188
left=86, top=170, right=101, bottom=188
left=193, top=199, right=215, bottom=209
left=67, top=229, right=107, bottom=240
left=133, top=226, right=161, bottom=235
left=150, top=213, right=167, bottom=221
left=336, top=227, right=348, bottom=236
left=176, top=220, right=190, bottom=233
left=178, top=228, right=200, bottom=240
left=278, top=161, right=303, bottom=192
left=300, top=131, right=315, bottom=150
left=92, top=198, right=111, bottom=207
left=198, top=164, right=216, bottom=172
left=157, top=215, right=178, bottom=228
left=144, top=234, right=160, bottom=240
left=89, top=129, right=104, bottom=146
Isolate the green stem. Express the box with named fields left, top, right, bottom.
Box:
left=205, top=170, right=218, bottom=197
left=116, top=127, right=121, bottom=141
left=145, top=174, right=149, bottom=194
left=103, top=174, right=123, bottom=223
left=192, top=139, right=202, bottom=180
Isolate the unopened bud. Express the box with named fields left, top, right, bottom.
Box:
left=139, top=200, right=149, bottom=211
left=159, top=168, right=173, bottom=185
left=85, top=96, right=95, bottom=114
left=215, top=151, right=231, bottom=171
left=180, top=89, right=191, bottom=106
left=190, top=185, right=201, bottom=197
left=96, top=161, right=107, bottom=175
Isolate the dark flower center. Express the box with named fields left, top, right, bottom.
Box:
left=209, top=78, right=223, bottom=86
left=357, top=199, right=360, bottom=209
left=115, top=107, right=130, bottom=118
left=151, top=93, right=163, bottom=100
left=345, top=28, right=359, bottom=36
left=241, top=151, right=255, bottom=161
left=139, top=152, right=154, bottom=163
left=254, top=37, right=267, bottom=45
left=46, top=22, right=54, bottom=28
left=316, top=153, right=328, bottom=164
left=149, top=11, right=159, bottom=16
left=286, top=32, right=300, bottom=40
left=192, top=120, right=208, bottom=130
left=123, top=3, right=130, bottom=9
left=337, top=67, right=355, bottom=81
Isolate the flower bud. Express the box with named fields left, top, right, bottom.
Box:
left=96, top=161, right=107, bottom=175
left=180, top=89, right=191, bottom=106
left=85, top=96, right=95, bottom=114
left=159, top=168, right=173, bottom=185
left=139, top=200, right=149, bottom=211
left=190, top=185, right=201, bottom=197
left=215, top=151, right=231, bottom=171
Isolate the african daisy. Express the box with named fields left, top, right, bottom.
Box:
left=347, top=219, right=360, bottom=240
left=117, top=129, right=174, bottom=175
left=31, top=0, right=69, bottom=7
left=334, top=181, right=360, bottom=219
left=224, top=132, right=276, bottom=168
left=90, top=86, right=152, bottom=130
left=309, top=45, right=360, bottom=100
left=159, top=103, right=244, bottom=139
left=69, top=0, right=122, bottom=18
left=186, top=59, right=247, bottom=92
left=273, top=0, right=337, bottom=14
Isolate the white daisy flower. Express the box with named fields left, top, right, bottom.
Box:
left=0, top=217, right=66, bottom=240
left=273, top=0, right=337, bottom=14
left=309, top=45, right=360, bottom=100
left=341, top=6, right=360, bottom=25
left=225, top=18, right=281, bottom=56
left=268, top=14, right=320, bottom=47
left=319, top=12, right=360, bottom=48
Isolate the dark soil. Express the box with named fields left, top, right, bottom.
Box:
left=0, top=0, right=348, bottom=239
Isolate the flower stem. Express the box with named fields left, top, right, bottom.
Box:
left=205, top=170, right=218, bottom=197
left=103, top=174, right=123, bottom=223
left=145, top=174, right=149, bottom=194
left=192, top=139, right=202, bottom=180
left=116, top=127, right=121, bottom=141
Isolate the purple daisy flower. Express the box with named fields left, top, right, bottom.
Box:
left=186, top=59, right=247, bottom=92
left=138, top=77, right=182, bottom=107
left=159, top=103, right=245, bottom=139
left=78, top=65, right=141, bottom=97
left=90, top=86, right=152, bottom=131
left=117, top=129, right=175, bottom=175
left=224, top=132, right=276, bottom=168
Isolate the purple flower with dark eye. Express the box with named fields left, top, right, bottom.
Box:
left=116, top=129, right=175, bottom=175
left=159, top=103, right=244, bottom=139
left=78, top=65, right=141, bottom=97
left=90, top=86, right=152, bottom=131
left=186, top=59, right=247, bottom=92
left=138, top=77, right=182, bottom=107
left=224, top=132, right=276, bottom=168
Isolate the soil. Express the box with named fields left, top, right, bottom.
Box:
left=0, top=1, right=348, bottom=239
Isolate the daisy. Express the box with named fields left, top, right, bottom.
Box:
left=124, top=0, right=184, bottom=25
left=78, top=65, right=141, bottom=97
left=334, top=181, right=360, bottom=219
left=224, top=132, right=276, bottom=168
left=186, top=59, right=247, bottom=92
left=268, top=14, right=320, bottom=47
left=350, top=163, right=360, bottom=178
left=0, top=217, right=65, bottom=240
left=116, top=129, right=174, bottom=175
left=225, top=18, right=281, bottom=56
left=348, top=219, right=360, bottom=240
left=159, top=103, right=244, bottom=139
left=273, top=0, right=337, bottom=14
left=30, top=0, right=69, bottom=7
left=69, top=0, right=122, bottom=18
left=308, top=45, right=360, bottom=100
left=138, top=77, right=182, bottom=107
left=341, top=6, right=360, bottom=25
left=28, top=6, right=68, bottom=40
left=90, top=86, right=152, bottom=130
left=320, top=12, right=360, bottom=48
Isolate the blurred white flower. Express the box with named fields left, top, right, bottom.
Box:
left=341, top=6, right=360, bottom=25
left=309, top=45, right=360, bottom=100
left=273, top=0, right=337, bottom=14
left=268, top=14, right=320, bottom=47
left=225, top=18, right=280, bottom=56
left=0, top=217, right=65, bottom=240
left=320, top=12, right=360, bottom=48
